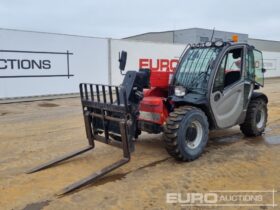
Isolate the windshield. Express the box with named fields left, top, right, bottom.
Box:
left=173, top=47, right=222, bottom=94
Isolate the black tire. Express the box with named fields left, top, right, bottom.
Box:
left=163, top=106, right=209, bottom=161
left=240, top=98, right=268, bottom=137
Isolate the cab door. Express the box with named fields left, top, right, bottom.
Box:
left=210, top=46, right=245, bottom=128
left=252, top=49, right=265, bottom=87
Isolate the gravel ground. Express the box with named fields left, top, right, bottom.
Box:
left=0, top=78, right=279, bottom=210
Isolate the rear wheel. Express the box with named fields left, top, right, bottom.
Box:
left=163, top=106, right=209, bottom=161
left=240, top=98, right=268, bottom=136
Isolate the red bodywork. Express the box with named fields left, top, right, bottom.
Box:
left=139, top=71, right=172, bottom=126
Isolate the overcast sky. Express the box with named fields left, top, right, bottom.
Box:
left=1, top=0, right=280, bottom=40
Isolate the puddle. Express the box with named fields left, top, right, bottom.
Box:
left=208, top=133, right=242, bottom=146
left=134, top=157, right=171, bottom=171
left=0, top=112, right=9, bottom=116
left=270, top=124, right=280, bottom=129
left=246, top=135, right=280, bottom=145
left=91, top=158, right=170, bottom=187
left=265, top=127, right=273, bottom=132
left=92, top=173, right=129, bottom=187
left=38, top=102, right=59, bottom=107
left=265, top=136, right=280, bottom=145
left=22, top=200, right=50, bottom=210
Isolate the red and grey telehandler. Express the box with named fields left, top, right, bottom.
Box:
left=27, top=36, right=268, bottom=195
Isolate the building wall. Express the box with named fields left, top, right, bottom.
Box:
left=249, top=38, right=280, bottom=52
left=248, top=39, right=280, bottom=78
left=0, top=29, right=109, bottom=99
left=126, top=28, right=249, bottom=44
left=174, top=28, right=197, bottom=44
left=0, top=29, right=186, bottom=99
left=110, top=39, right=185, bottom=85
left=262, top=51, right=280, bottom=77
left=174, top=28, right=248, bottom=44
left=124, top=31, right=174, bottom=43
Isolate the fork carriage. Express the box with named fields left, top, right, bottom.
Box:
left=27, top=70, right=150, bottom=195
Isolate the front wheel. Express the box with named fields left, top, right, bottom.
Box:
left=240, top=98, right=268, bottom=136
left=163, top=106, right=209, bottom=161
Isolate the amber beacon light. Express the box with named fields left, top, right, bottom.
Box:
left=232, top=34, right=239, bottom=42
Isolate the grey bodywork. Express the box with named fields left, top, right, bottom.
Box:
left=171, top=42, right=267, bottom=130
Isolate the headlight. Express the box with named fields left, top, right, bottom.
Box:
left=139, top=111, right=161, bottom=122
left=205, top=41, right=212, bottom=47
left=214, top=40, right=224, bottom=47
left=175, top=86, right=186, bottom=97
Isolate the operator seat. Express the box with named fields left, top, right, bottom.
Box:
left=224, top=49, right=242, bottom=87
left=225, top=71, right=241, bottom=87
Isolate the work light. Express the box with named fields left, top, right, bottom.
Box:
left=175, top=86, right=186, bottom=97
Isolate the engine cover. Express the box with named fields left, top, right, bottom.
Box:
left=139, top=96, right=169, bottom=125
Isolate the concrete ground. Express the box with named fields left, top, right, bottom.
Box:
left=0, top=79, right=279, bottom=210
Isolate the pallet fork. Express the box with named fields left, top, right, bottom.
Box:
left=26, top=83, right=138, bottom=195
left=27, top=70, right=150, bottom=195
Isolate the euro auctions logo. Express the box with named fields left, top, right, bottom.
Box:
left=139, top=58, right=179, bottom=72
left=0, top=59, right=51, bottom=70
left=0, top=49, right=73, bottom=78
left=166, top=190, right=277, bottom=208
left=167, top=192, right=218, bottom=205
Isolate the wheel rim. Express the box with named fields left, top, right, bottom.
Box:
left=256, top=108, right=265, bottom=129
left=185, top=120, right=203, bottom=149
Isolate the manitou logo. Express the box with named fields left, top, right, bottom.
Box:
left=139, top=58, right=179, bottom=72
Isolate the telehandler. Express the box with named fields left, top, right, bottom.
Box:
left=27, top=36, right=268, bottom=195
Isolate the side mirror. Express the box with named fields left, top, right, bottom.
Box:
left=262, top=68, right=266, bottom=73
left=118, top=51, right=127, bottom=74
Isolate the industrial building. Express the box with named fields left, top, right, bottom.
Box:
left=124, top=27, right=280, bottom=52
left=125, top=27, right=280, bottom=77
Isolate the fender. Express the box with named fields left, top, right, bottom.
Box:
left=251, top=92, right=268, bottom=103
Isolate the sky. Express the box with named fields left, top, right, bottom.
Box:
left=1, top=0, right=280, bottom=40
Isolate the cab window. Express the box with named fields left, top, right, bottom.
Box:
left=245, top=50, right=255, bottom=81
left=253, top=50, right=264, bottom=86
left=213, top=48, right=243, bottom=92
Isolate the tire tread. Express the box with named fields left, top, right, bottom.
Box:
left=163, top=106, right=209, bottom=161
left=240, top=98, right=267, bottom=136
